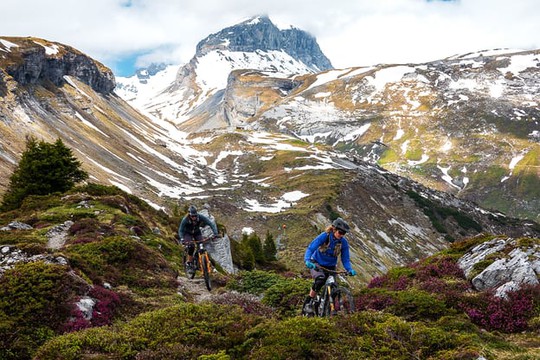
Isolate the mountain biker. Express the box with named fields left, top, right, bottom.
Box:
left=178, top=205, right=219, bottom=269
left=303, top=217, right=356, bottom=313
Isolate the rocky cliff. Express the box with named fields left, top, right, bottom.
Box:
left=0, top=37, right=114, bottom=94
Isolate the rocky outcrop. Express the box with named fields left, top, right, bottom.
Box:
left=0, top=245, right=68, bottom=277
left=0, top=37, right=115, bottom=94
left=458, top=236, right=540, bottom=297
left=198, top=208, right=235, bottom=273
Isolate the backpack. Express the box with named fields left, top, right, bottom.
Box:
left=318, top=232, right=341, bottom=258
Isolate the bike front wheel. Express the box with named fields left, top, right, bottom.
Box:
left=201, top=253, right=212, bottom=291
left=319, top=288, right=332, bottom=317
left=333, top=287, right=355, bottom=315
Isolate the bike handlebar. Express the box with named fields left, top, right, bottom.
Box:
left=184, top=235, right=220, bottom=244
left=314, top=265, right=349, bottom=275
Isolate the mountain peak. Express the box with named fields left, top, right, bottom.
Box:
left=195, top=15, right=333, bottom=72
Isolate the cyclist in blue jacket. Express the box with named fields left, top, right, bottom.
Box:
left=303, top=217, right=356, bottom=313
left=178, top=205, right=218, bottom=269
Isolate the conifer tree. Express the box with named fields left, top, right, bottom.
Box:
left=247, top=233, right=265, bottom=264
left=1, top=137, right=88, bottom=211
left=263, top=230, right=277, bottom=261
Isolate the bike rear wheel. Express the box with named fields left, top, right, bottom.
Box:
left=201, top=253, right=212, bottom=291
left=333, top=287, right=355, bottom=315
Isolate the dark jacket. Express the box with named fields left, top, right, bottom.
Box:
left=304, top=231, right=353, bottom=272
left=178, top=213, right=218, bottom=240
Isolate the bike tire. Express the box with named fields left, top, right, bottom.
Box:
left=301, top=296, right=316, bottom=317
left=201, top=254, right=212, bottom=291
left=188, top=254, right=197, bottom=279
left=333, top=287, right=355, bottom=315
left=319, top=288, right=332, bottom=317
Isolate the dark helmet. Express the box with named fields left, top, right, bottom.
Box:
left=332, top=217, right=350, bottom=233
left=188, top=205, right=198, bottom=215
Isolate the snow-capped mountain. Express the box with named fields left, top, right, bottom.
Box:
left=114, top=63, right=179, bottom=107
left=115, top=15, right=332, bottom=130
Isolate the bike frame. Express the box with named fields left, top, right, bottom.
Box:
left=183, top=236, right=214, bottom=291
left=306, top=265, right=354, bottom=317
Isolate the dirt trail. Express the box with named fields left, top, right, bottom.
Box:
left=176, top=275, right=214, bottom=303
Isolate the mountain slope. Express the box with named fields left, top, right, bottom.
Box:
left=115, top=20, right=539, bottom=222
left=224, top=50, right=540, bottom=221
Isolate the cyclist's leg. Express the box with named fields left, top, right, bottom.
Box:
left=304, top=268, right=327, bottom=314
left=184, top=234, right=195, bottom=264
left=311, top=268, right=328, bottom=296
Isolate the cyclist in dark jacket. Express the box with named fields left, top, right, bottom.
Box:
left=303, top=217, right=356, bottom=313
left=178, top=205, right=218, bottom=266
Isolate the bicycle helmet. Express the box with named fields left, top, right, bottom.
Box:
left=188, top=205, right=198, bottom=216
left=332, top=217, right=350, bottom=233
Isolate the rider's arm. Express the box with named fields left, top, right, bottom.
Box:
left=304, top=232, right=326, bottom=263
left=199, top=214, right=218, bottom=236
left=340, top=239, right=353, bottom=272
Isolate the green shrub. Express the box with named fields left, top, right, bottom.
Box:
left=0, top=261, right=86, bottom=359
left=65, top=236, right=176, bottom=288
left=389, top=289, right=452, bottom=321
left=226, top=270, right=283, bottom=295
left=35, top=303, right=260, bottom=359
left=244, top=317, right=343, bottom=359
left=262, top=278, right=312, bottom=317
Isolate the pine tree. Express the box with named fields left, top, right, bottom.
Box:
left=247, top=233, right=265, bottom=264
left=263, top=230, right=277, bottom=261
left=1, top=137, right=88, bottom=211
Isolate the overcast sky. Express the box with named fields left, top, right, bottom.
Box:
left=1, top=0, right=539, bottom=76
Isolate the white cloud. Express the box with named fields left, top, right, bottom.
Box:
left=1, top=0, right=539, bottom=75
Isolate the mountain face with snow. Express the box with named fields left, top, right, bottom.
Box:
left=115, top=15, right=332, bottom=131
left=241, top=49, right=540, bottom=222
left=114, top=17, right=539, bottom=222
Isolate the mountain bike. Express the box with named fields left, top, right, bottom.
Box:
left=182, top=236, right=215, bottom=291
left=301, top=266, right=355, bottom=317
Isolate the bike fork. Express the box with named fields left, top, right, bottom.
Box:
left=327, top=285, right=335, bottom=313
left=198, top=252, right=211, bottom=272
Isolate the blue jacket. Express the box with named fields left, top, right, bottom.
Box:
left=304, top=231, right=353, bottom=272
left=178, top=213, right=218, bottom=239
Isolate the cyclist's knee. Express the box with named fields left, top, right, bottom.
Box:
left=312, top=275, right=326, bottom=292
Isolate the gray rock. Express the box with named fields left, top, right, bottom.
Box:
left=76, top=296, right=96, bottom=320
left=0, top=221, right=33, bottom=231
left=460, top=238, right=540, bottom=297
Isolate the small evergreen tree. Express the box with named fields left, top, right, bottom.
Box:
left=263, top=230, right=277, bottom=261
left=1, top=137, right=88, bottom=211
left=246, top=233, right=265, bottom=264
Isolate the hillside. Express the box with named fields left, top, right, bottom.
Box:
left=1, top=35, right=539, bottom=283
left=1, top=186, right=539, bottom=359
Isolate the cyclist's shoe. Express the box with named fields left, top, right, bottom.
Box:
left=186, top=262, right=195, bottom=274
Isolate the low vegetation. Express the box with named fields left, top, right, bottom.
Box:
left=0, top=139, right=539, bottom=359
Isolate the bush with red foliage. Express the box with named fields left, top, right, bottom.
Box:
left=62, top=285, right=121, bottom=333
left=88, top=285, right=121, bottom=326
left=461, top=284, right=540, bottom=333
left=362, top=254, right=540, bottom=333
